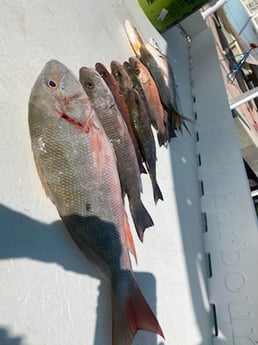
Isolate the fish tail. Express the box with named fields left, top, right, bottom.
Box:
left=169, top=108, right=194, bottom=135
left=157, top=130, right=168, bottom=147
left=163, top=110, right=176, bottom=141
left=151, top=177, right=163, bottom=204
left=182, top=120, right=192, bottom=137
left=166, top=119, right=177, bottom=140
left=173, top=116, right=183, bottom=134
left=130, top=201, right=154, bottom=242
left=112, top=274, right=164, bottom=345
left=145, top=162, right=163, bottom=203
left=139, top=160, right=147, bottom=174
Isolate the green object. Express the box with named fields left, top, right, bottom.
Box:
left=138, top=0, right=211, bottom=32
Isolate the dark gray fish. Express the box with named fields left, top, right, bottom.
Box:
left=79, top=66, right=154, bottom=242
left=128, top=88, right=163, bottom=204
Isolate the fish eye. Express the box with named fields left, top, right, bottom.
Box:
left=135, top=69, right=140, bottom=75
left=47, top=80, right=57, bottom=89
left=135, top=98, right=140, bottom=106
left=99, top=71, right=107, bottom=78
left=84, top=80, right=94, bottom=89
left=114, top=71, right=121, bottom=78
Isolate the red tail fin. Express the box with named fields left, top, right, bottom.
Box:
left=112, top=275, right=164, bottom=345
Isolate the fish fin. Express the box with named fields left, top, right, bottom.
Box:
left=169, top=110, right=182, bottom=134
left=157, top=130, right=168, bottom=147
left=164, top=111, right=177, bottom=140
left=89, top=121, right=105, bottom=182
left=168, top=122, right=177, bottom=139
left=112, top=274, right=164, bottom=345
left=166, top=106, right=194, bottom=135
left=139, top=161, right=147, bottom=174
left=174, top=118, right=183, bottom=134
left=151, top=178, right=164, bottom=204
left=171, top=109, right=195, bottom=124
left=130, top=201, right=154, bottom=242
left=177, top=113, right=195, bottom=124
left=124, top=212, right=137, bottom=264
left=182, top=120, right=192, bottom=137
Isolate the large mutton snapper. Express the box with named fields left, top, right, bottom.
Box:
left=28, top=60, right=164, bottom=345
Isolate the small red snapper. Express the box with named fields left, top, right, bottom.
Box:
left=28, top=60, right=164, bottom=345
left=129, top=56, right=169, bottom=146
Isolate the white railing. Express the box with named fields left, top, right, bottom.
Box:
left=241, top=0, right=258, bottom=37
left=241, top=0, right=258, bottom=15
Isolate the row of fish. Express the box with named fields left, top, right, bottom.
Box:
left=28, top=58, right=163, bottom=345
left=125, top=20, right=192, bottom=136
left=79, top=62, right=161, bottom=244
left=28, top=19, right=191, bottom=345
left=78, top=23, right=191, bottom=242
